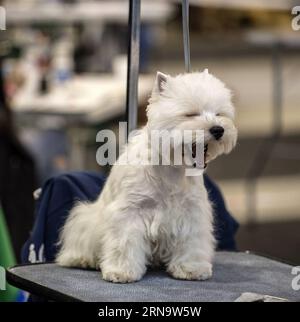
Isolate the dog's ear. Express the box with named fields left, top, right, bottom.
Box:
left=153, top=71, right=168, bottom=94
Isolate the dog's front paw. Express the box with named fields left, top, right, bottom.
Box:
left=102, top=270, right=143, bottom=283
left=168, top=261, right=212, bottom=281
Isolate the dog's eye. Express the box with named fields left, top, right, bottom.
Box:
left=216, top=113, right=221, bottom=117
left=185, top=113, right=199, bottom=117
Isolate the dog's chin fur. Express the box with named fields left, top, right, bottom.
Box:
left=56, top=70, right=238, bottom=283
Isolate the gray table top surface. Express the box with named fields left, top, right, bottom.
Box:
left=7, top=252, right=300, bottom=302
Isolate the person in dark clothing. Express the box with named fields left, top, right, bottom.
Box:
left=0, top=58, right=37, bottom=261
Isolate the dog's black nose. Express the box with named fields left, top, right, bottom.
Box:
left=209, top=126, right=224, bottom=140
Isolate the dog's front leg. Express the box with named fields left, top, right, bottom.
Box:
left=167, top=230, right=214, bottom=281
left=99, top=213, right=149, bottom=283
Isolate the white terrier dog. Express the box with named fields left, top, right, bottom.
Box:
left=56, top=70, right=237, bottom=283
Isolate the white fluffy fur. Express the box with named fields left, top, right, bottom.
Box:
left=56, top=71, right=238, bottom=283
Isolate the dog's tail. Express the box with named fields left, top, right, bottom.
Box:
left=56, top=201, right=99, bottom=269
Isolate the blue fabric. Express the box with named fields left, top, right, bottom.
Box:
left=22, top=171, right=106, bottom=263
left=204, top=176, right=239, bottom=251
left=21, top=172, right=238, bottom=264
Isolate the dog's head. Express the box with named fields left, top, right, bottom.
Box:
left=146, top=70, right=238, bottom=168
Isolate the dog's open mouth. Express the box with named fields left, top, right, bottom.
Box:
left=191, top=143, right=208, bottom=168
left=204, top=144, right=208, bottom=167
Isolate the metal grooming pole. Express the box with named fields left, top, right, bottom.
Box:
left=125, top=0, right=190, bottom=140
left=126, top=0, right=141, bottom=139
left=182, top=0, right=191, bottom=72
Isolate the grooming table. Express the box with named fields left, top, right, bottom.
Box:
left=7, top=252, right=300, bottom=302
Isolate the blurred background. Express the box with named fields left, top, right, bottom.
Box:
left=0, top=0, right=300, bottom=293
